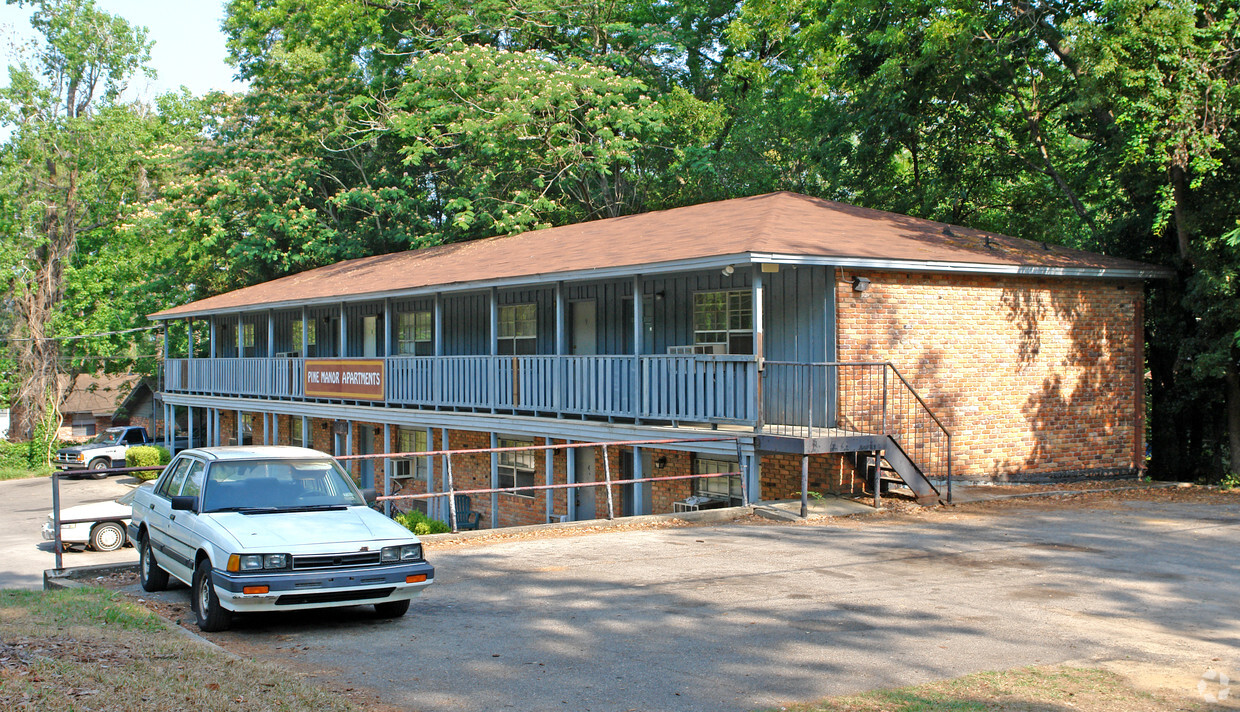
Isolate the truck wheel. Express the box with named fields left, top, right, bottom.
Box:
left=87, top=459, right=110, bottom=479
left=192, top=560, right=232, bottom=632
left=89, top=522, right=126, bottom=552
left=139, top=534, right=169, bottom=592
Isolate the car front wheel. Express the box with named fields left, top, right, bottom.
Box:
left=139, top=535, right=169, bottom=592
left=89, top=522, right=126, bottom=552
left=87, top=459, right=110, bottom=478
left=192, top=560, right=232, bottom=632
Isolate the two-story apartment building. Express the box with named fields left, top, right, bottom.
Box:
left=151, top=192, right=1165, bottom=528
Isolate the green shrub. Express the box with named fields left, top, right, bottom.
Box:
left=126, top=445, right=171, bottom=480
left=0, top=439, right=62, bottom=470
left=394, top=509, right=451, bottom=536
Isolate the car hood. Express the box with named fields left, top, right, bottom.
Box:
left=58, top=443, right=112, bottom=455
left=50, top=500, right=132, bottom=521
left=207, top=507, right=413, bottom=550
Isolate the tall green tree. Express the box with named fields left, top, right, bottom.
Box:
left=0, top=0, right=162, bottom=439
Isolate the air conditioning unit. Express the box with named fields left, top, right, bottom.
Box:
left=694, top=343, right=726, bottom=355
left=667, top=345, right=695, bottom=355
left=276, top=351, right=300, bottom=358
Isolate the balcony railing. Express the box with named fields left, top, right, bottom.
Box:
left=164, top=355, right=759, bottom=425
left=761, top=361, right=952, bottom=482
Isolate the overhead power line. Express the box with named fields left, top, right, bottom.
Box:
left=0, top=325, right=162, bottom=344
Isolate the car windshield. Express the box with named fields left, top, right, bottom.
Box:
left=200, top=458, right=365, bottom=513
left=117, top=487, right=146, bottom=506
left=87, top=429, right=124, bottom=445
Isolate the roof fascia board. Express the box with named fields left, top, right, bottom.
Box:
left=160, top=393, right=749, bottom=456
left=150, top=253, right=756, bottom=321
left=750, top=253, right=1169, bottom=279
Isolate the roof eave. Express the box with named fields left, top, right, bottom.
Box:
left=149, top=251, right=1168, bottom=321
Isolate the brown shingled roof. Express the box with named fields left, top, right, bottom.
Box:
left=60, top=373, right=139, bottom=415
left=152, top=192, right=1163, bottom=319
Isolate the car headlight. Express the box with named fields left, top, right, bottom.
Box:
left=381, top=544, right=422, bottom=562
left=227, top=553, right=290, bottom=572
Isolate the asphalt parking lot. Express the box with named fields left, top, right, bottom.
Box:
left=127, top=494, right=1240, bottom=712
left=0, top=474, right=139, bottom=589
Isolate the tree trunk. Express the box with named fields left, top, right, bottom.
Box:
left=1227, top=362, right=1240, bottom=478
left=1170, top=164, right=1192, bottom=263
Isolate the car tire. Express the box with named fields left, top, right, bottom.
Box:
left=87, top=459, right=110, bottom=479
left=373, top=599, right=410, bottom=618
left=192, top=560, right=232, bottom=632
left=139, top=534, right=169, bottom=592
left=89, top=521, right=126, bottom=552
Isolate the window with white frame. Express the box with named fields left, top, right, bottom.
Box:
left=498, top=304, right=537, bottom=355
left=397, top=311, right=433, bottom=356
left=393, top=428, right=430, bottom=480
left=693, top=290, right=753, bottom=354
left=242, top=321, right=256, bottom=349
left=693, top=457, right=743, bottom=505
left=498, top=437, right=536, bottom=497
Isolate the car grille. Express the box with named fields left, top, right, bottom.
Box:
left=292, top=552, right=383, bottom=570
left=275, top=588, right=395, bottom=606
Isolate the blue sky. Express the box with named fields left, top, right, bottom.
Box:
left=0, top=0, right=246, bottom=99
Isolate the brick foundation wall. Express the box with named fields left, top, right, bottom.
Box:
left=836, top=271, right=1144, bottom=480
left=760, top=453, right=863, bottom=498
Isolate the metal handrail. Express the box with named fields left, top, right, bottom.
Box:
left=759, top=361, right=953, bottom=501
left=886, top=363, right=951, bottom=436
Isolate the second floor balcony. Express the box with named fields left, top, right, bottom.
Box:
left=164, top=354, right=759, bottom=424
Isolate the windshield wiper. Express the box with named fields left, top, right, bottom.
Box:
left=208, top=506, right=282, bottom=514
left=209, top=504, right=349, bottom=514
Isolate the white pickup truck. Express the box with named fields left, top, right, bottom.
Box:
left=54, top=426, right=154, bottom=477
left=128, top=446, right=434, bottom=631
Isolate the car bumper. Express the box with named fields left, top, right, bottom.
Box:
left=42, top=521, right=89, bottom=544
left=212, top=561, right=435, bottom=613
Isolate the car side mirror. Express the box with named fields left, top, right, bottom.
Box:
left=361, top=488, right=377, bottom=505
left=171, top=495, right=198, bottom=512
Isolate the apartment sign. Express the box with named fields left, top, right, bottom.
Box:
left=304, top=359, right=385, bottom=400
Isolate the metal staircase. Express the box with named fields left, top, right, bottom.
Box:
left=758, top=361, right=953, bottom=506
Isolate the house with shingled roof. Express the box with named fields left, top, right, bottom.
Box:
left=148, top=192, right=1166, bottom=528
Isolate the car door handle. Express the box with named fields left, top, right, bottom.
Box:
left=149, top=504, right=155, bottom=510
left=170, top=514, right=176, bottom=521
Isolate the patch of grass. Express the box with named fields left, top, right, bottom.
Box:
left=0, top=587, right=360, bottom=712
left=0, top=465, right=50, bottom=481
left=778, top=665, right=1213, bottom=712
left=1, top=587, right=164, bottom=633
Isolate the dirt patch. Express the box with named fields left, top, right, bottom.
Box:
left=0, top=587, right=358, bottom=712
left=422, top=514, right=702, bottom=551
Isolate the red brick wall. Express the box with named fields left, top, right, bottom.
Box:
left=760, top=453, right=862, bottom=498
left=836, top=271, right=1143, bottom=479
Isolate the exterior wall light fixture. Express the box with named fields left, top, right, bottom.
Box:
left=851, top=276, right=872, bottom=292
left=721, top=265, right=735, bottom=276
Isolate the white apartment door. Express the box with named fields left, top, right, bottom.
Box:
left=571, top=301, right=597, bottom=355
left=363, top=316, right=378, bottom=358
